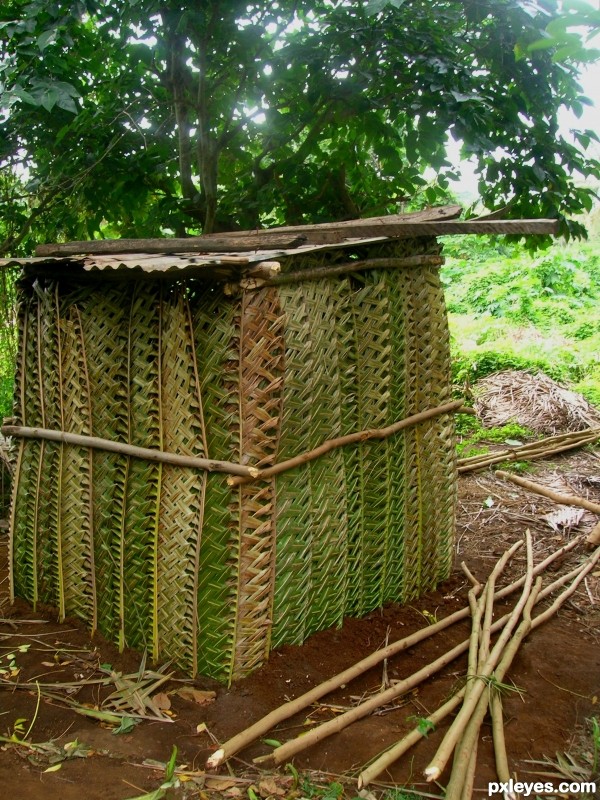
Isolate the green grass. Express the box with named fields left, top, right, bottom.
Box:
left=441, top=235, right=600, bottom=410
left=455, top=417, right=535, bottom=458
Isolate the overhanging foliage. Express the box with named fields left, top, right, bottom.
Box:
left=0, top=0, right=599, bottom=253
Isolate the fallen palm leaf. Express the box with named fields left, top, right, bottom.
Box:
left=173, top=687, right=216, bottom=705
left=542, top=506, right=585, bottom=533
left=102, top=662, right=174, bottom=720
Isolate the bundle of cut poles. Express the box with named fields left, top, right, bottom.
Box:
left=205, top=533, right=600, bottom=797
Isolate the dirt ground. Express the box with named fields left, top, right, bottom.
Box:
left=1, top=449, right=599, bottom=800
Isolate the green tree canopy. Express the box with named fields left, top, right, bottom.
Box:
left=0, top=0, right=598, bottom=254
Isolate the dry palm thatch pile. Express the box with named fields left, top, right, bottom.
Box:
left=474, top=370, right=600, bottom=435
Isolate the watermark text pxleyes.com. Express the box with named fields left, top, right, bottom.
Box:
left=488, top=778, right=597, bottom=797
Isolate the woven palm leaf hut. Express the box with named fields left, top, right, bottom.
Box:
left=1, top=207, right=556, bottom=683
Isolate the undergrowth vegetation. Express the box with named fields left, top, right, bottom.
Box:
left=455, top=416, right=535, bottom=458
left=441, top=234, right=600, bottom=409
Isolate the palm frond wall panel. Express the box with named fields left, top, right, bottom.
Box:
left=9, top=236, right=456, bottom=683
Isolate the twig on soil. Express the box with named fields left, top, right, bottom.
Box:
left=587, top=520, right=600, bottom=547
left=495, top=470, right=600, bottom=515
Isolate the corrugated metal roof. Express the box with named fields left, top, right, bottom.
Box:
left=0, top=237, right=388, bottom=276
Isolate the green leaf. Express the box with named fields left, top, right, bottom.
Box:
left=112, top=716, right=140, bottom=735
left=37, top=29, right=57, bottom=50
left=164, top=745, right=178, bottom=782
left=526, top=38, right=556, bottom=53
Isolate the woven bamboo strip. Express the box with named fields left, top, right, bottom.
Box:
left=158, top=289, right=206, bottom=672
left=301, top=280, right=348, bottom=637
left=58, top=303, right=96, bottom=628
left=193, top=292, right=240, bottom=680
left=81, top=285, right=130, bottom=643
left=232, top=288, right=285, bottom=679
left=122, top=284, right=162, bottom=653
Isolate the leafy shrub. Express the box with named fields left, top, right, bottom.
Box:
left=0, top=376, right=13, bottom=420
left=444, top=236, right=600, bottom=411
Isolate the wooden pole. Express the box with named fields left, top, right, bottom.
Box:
left=424, top=531, right=535, bottom=783
left=357, top=689, right=466, bottom=789
left=205, top=536, right=581, bottom=769
left=227, top=400, right=464, bottom=487
left=442, top=580, right=541, bottom=800
left=457, top=428, right=600, bottom=474
left=238, top=255, right=444, bottom=290
left=495, top=470, right=600, bottom=515
left=356, top=542, right=599, bottom=790
left=1, top=425, right=259, bottom=478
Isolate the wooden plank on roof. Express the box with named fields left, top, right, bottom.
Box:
left=35, top=231, right=308, bottom=257
left=36, top=217, right=558, bottom=257
left=34, top=207, right=462, bottom=257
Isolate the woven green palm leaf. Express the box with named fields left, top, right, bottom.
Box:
left=410, top=267, right=452, bottom=590
left=395, top=267, right=424, bottom=602
left=350, top=274, right=392, bottom=615
left=298, top=279, right=348, bottom=638
left=32, top=282, right=65, bottom=610
left=8, top=292, right=28, bottom=603
left=271, top=284, right=314, bottom=648
left=404, top=268, right=438, bottom=595
left=10, top=296, right=39, bottom=604
left=122, top=283, right=162, bottom=653
left=331, top=277, right=363, bottom=617
left=380, top=271, right=408, bottom=605
left=415, top=267, right=455, bottom=585
left=231, top=288, right=285, bottom=679
left=192, top=289, right=240, bottom=681
left=58, top=303, right=96, bottom=627
left=80, top=285, right=130, bottom=642
left=157, top=289, right=206, bottom=673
